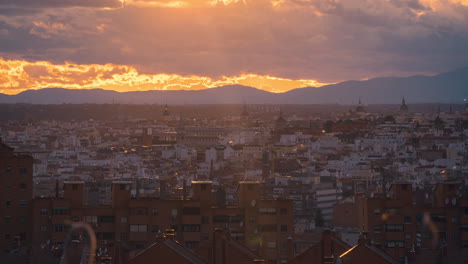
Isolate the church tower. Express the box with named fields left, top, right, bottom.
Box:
left=356, top=98, right=366, bottom=113
left=400, top=97, right=408, bottom=112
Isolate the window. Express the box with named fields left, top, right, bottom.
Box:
left=405, top=233, right=412, bottom=240
left=53, top=208, right=70, bottom=215
left=6, top=200, right=11, bottom=208
left=249, top=216, right=256, bottom=224
left=373, top=225, right=382, bottom=233
left=385, top=224, right=404, bottom=232
left=19, top=183, right=27, bottom=190
left=19, top=216, right=25, bottom=224
left=120, top=233, right=128, bottom=241
left=19, top=200, right=27, bottom=208
left=41, top=225, right=47, bottom=232
left=5, top=233, right=10, bottom=240
left=202, top=216, right=209, bottom=224
left=99, top=216, right=115, bottom=223
left=267, top=241, right=277, bottom=249
left=120, top=217, right=128, bottom=224
left=72, top=216, right=80, bottom=222
left=373, top=209, right=381, bottom=215
left=132, top=208, right=148, bottom=215
left=386, top=240, right=404, bottom=248
left=452, top=216, right=459, bottom=224
left=85, top=216, right=98, bottom=224
left=280, top=225, right=288, bottom=232
left=151, top=225, right=159, bottom=233
left=54, top=224, right=65, bottom=232
left=259, top=208, right=277, bottom=215
left=431, top=214, right=446, bottom=223
left=183, top=225, right=200, bottom=232
left=20, top=168, right=28, bottom=175
left=151, top=208, right=159, bottom=216
left=404, top=216, right=412, bottom=224
left=130, top=224, right=147, bottom=232
left=280, top=208, right=288, bottom=216
left=185, top=241, right=198, bottom=249
left=40, top=208, right=48, bottom=216
left=4, top=216, right=11, bottom=224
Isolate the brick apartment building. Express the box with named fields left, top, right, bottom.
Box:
left=29, top=181, right=294, bottom=263
left=333, top=182, right=468, bottom=263
left=0, top=140, right=33, bottom=253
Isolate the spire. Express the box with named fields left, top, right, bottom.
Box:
left=356, top=98, right=365, bottom=113
left=400, top=97, right=408, bottom=112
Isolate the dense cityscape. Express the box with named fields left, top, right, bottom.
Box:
left=1, top=100, right=468, bottom=264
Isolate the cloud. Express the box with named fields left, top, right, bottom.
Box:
left=0, top=0, right=122, bottom=9
left=0, top=58, right=329, bottom=94
left=0, top=0, right=467, bottom=89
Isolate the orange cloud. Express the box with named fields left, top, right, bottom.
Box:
left=0, top=58, right=330, bottom=95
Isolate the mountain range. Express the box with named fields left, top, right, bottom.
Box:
left=1, top=68, right=467, bottom=104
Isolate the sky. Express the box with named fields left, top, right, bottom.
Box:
left=0, top=0, right=467, bottom=95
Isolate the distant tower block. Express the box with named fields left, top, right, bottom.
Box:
left=356, top=98, right=366, bottom=113
left=464, top=99, right=468, bottom=112
left=400, top=97, right=409, bottom=112
left=163, top=104, right=170, bottom=116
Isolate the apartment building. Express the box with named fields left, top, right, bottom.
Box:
left=334, top=182, right=468, bottom=262
left=30, top=181, right=293, bottom=264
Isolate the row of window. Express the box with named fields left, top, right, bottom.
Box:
left=5, top=200, right=28, bottom=208
left=1, top=232, right=27, bottom=241
left=3, top=216, right=27, bottom=224
left=4, top=167, right=28, bottom=175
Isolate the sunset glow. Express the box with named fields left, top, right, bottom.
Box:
left=0, top=58, right=329, bottom=95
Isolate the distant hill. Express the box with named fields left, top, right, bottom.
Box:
left=1, top=68, right=467, bottom=104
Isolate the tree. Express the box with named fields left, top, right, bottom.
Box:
left=315, top=208, right=324, bottom=227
